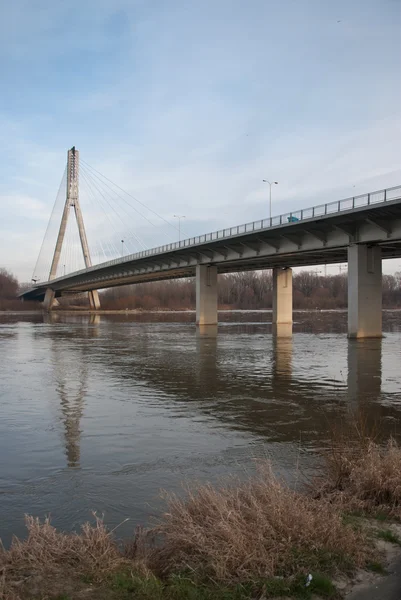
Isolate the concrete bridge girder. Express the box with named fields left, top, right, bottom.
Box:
left=40, top=216, right=401, bottom=295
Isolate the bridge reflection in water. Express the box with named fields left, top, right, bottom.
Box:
left=196, top=323, right=384, bottom=410
left=43, top=312, right=101, bottom=468
left=191, top=321, right=395, bottom=443
left=348, top=339, right=382, bottom=409
left=41, top=313, right=399, bottom=470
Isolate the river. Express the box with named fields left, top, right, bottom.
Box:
left=0, top=310, right=400, bottom=546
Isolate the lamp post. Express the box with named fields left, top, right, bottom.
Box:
left=262, top=180, right=278, bottom=220
left=173, top=215, right=186, bottom=241
left=121, top=239, right=124, bottom=257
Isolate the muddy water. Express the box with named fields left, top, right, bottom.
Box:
left=0, top=310, right=400, bottom=545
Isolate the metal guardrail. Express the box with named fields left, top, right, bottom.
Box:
left=40, top=184, right=401, bottom=285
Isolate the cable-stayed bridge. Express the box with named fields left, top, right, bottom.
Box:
left=20, top=147, right=401, bottom=338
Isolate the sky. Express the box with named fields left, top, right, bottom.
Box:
left=1, top=0, right=400, bottom=281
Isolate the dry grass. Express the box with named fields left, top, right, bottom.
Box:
left=318, top=437, right=401, bottom=518
left=2, top=434, right=401, bottom=598
left=2, top=513, right=121, bottom=572
left=315, top=412, right=401, bottom=517
left=146, top=463, right=368, bottom=584
left=0, top=513, right=124, bottom=599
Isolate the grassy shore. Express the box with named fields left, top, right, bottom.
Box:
left=1, top=431, right=401, bottom=600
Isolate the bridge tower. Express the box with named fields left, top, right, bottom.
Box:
left=43, top=147, right=100, bottom=311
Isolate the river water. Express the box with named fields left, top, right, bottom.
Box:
left=0, top=310, right=400, bottom=546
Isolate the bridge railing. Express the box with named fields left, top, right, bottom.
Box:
left=110, top=184, right=401, bottom=264
left=43, top=184, right=401, bottom=283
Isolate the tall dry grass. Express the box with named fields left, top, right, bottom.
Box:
left=0, top=513, right=124, bottom=599
left=146, top=463, right=368, bottom=583
left=1, top=513, right=121, bottom=573
left=319, top=437, right=401, bottom=517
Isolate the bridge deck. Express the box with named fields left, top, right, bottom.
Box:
left=21, top=185, right=401, bottom=301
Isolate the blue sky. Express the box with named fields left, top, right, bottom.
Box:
left=1, top=0, right=400, bottom=280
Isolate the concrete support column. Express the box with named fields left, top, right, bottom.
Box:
left=88, top=290, right=101, bottom=310
left=43, top=288, right=55, bottom=311
left=348, top=245, right=382, bottom=338
left=196, top=265, right=218, bottom=326
left=272, top=268, right=293, bottom=327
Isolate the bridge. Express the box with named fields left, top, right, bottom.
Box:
left=20, top=147, right=401, bottom=338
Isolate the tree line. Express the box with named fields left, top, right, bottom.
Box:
left=101, top=270, right=401, bottom=311
left=0, top=268, right=38, bottom=310
left=1, top=267, right=401, bottom=311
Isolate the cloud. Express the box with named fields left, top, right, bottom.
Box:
left=1, top=0, right=400, bottom=280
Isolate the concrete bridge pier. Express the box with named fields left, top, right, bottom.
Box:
left=272, top=268, right=293, bottom=335
left=88, top=290, right=101, bottom=310
left=43, top=288, right=56, bottom=311
left=196, top=265, right=218, bottom=326
left=348, top=245, right=382, bottom=338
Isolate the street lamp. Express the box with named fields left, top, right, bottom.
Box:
left=262, top=180, right=278, bottom=220
left=173, top=215, right=186, bottom=241
left=121, top=239, right=124, bottom=257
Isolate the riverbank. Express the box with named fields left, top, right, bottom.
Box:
left=1, top=431, right=401, bottom=600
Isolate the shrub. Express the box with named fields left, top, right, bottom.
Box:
left=318, top=437, right=401, bottom=518
left=147, top=463, right=367, bottom=583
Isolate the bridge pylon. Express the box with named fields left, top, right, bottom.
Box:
left=43, top=147, right=100, bottom=311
